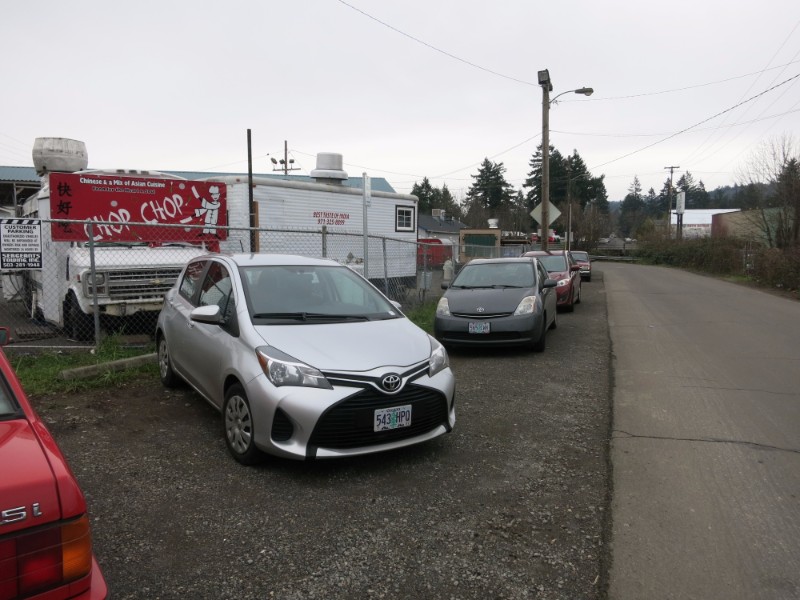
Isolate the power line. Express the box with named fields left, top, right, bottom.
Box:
left=335, top=0, right=536, bottom=86
left=589, top=72, right=800, bottom=171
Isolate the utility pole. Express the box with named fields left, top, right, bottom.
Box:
left=541, top=81, right=551, bottom=251
left=566, top=161, right=572, bottom=251
left=271, top=140, right=300, bottom=176
left=664, top=165, right=680, bottom=239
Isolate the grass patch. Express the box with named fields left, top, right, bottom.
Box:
left=10, top=336, right=158, bottom=397
left=405, top=301, right=437, bottom=334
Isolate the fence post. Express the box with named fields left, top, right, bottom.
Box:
left=382, top=237, right=389, bottom=295
left=86, top=222, right=101, bottom=348
left=321, top=225, right=327, bottom=258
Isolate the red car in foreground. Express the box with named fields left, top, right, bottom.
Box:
left=0, top=328, right=107, bottom=600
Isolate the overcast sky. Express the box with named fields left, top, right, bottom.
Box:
left=2, top=1, right=799, bottom=202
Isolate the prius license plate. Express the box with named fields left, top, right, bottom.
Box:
left=469, top=322, right=491, bottom=334
left=374, top=405, right=412, bottom=431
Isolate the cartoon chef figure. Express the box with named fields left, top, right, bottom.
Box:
left=195, top=185, right=222, bottom=236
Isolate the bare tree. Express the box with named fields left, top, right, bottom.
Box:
left=736, top=134, right=799, bottom=248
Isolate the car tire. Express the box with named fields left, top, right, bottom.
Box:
left=157, top=334, right=182, bottom=388
left=564, top=290, right=576, bottom=313
left=65, top=293, right=94, bottom=341
left=224, top=384, right=263, bottom=465
left=532, top=321, right=547, bottom=353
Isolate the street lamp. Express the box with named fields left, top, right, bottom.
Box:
left=538, top=68, right=593, bottom=250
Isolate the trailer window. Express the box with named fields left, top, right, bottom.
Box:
left=395, top=206, right=415, bottom=232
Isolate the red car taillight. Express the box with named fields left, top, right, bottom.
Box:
left=0, top=515, right=93, bottom=599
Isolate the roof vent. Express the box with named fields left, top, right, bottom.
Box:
left=310, top=153, right=348, bottom=184
left=32, top=137, right=88, bottom=176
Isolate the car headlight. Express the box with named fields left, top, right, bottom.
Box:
left=557, top=278, right=571, bottom=287
left=513, top=295, right=537, bottom=315
left=428, top=335, right=449, bottom=377
left=435, top=297, right=450, bottom=316
left=256, top=346, right=332, bottom=389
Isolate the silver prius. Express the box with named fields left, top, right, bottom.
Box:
left=434, top=257, right=558, bottom=352
left=156, top=253, right=456, bottom=464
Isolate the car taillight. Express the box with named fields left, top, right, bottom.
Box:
left=0, top=514, right=93, bottom=599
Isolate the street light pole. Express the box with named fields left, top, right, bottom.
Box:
left=541, top=76, right=551, bottom=251
left=538, top=69, right=593, bottom=252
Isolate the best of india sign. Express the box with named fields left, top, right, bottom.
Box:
left=48, top=173, right=228, bottom=243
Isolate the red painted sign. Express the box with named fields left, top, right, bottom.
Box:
left=48, top=173, right=227, bottom=243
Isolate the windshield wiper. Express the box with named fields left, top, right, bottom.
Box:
left=252, top=312, right=369, bottom=321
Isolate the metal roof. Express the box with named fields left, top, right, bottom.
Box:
left=418, top=213, right=467, bottom=235
left=0, top=165, right=397, bottom=193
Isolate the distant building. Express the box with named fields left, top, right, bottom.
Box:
left=417, top=209, right=467, bottom=244
left=671, top=209, right=740, bottom=238
left=712, top=207, right=792, bottom=247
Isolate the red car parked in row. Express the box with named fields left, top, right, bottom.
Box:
left=522, top=250, right=582, bottom=312
left=0, top=328, right=107, bottom=600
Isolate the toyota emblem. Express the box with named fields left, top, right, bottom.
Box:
left=381, top=373, right=402, bottom=392
left=477, top=307, right=485, bottom=313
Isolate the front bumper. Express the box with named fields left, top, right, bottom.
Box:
left=246, top=368, right=456, bottom=460
left=434, top=313, right=543, bottom=347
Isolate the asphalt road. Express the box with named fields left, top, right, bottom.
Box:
left=33, top=271, right=612, bottom=599
left=604, top=263, right=800, bottom=600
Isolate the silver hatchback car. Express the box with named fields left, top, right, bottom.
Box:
left=156, top=253, right=456, bottom=464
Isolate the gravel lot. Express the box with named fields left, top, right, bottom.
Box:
left=31, top=271, right=612, bottom=600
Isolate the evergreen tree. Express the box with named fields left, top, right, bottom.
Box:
left=411, top=177, right=435, bottom=214
left=677, top=171, right=710, bottom=209
left=522, top=145, right=608, bottom=233
left=619, top=176, right=646, bottom=236
left=463, top=158, right=515, bottom=227
left=410, top=179, right=464, bottom=220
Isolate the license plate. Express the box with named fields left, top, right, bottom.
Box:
left=374, top=405, right=412, bottom=431
left=469, top=321, right=491, bottom=334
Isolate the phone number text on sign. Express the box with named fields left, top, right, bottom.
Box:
left=313, top=211, right=350, bottom=226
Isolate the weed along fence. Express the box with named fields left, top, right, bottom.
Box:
left=0, top=219, right=484, bottom=351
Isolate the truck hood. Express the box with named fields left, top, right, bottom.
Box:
left=69, top=245, right=208, bottom=269
left=0, top=420, right=62, bottom=534
left=253, top=318, right=433, bottom=372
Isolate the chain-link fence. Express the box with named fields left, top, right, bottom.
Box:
left=0, top=219, right=533, bottom=349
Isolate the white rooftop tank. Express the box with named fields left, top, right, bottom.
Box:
left=32, top=137, right=88, bottom=176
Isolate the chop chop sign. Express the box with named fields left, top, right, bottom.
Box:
left=48, top=173, right=227, bottom=243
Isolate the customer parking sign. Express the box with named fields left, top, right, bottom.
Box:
left=0, top=219, right=42, bottom=269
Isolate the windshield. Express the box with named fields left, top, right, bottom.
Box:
left=451, top=262, right=535, bottom=288
left=537, top=255, right=569, bottom=272
left=241, top=264, right=401, bottom=322
left=571, top=252, right=588, bottom=261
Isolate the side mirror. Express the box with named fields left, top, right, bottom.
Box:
left=441, top=282, right=450, bottom=290
left=0, top=327, right=9, bottom=346
left=543, top=279, right=557, bottom=289
left=190, top=305, right=222, bottom=325
left=571, top=265, right=581, bottom=272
